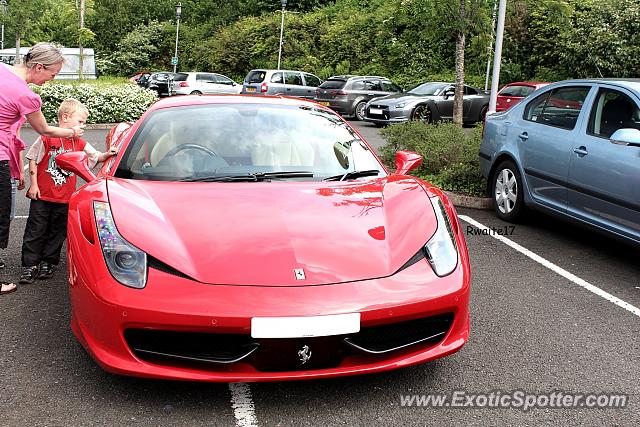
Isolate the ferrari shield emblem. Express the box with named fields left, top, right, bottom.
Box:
left=294, top=268, right=306, bottom=280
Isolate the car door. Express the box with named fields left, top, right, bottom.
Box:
left=268, top=71, right=286, bottom=95
left=196, top=73, right=215, bottom=93
left=567, top=85, right=640, bottom=240
left=435, top=85, right=456, bottom=120
left=214, top=74, right=238, bottom=94
left=283, top=71, right=305, bottom=97
left=302, top=73, right=321, bottom=99
left=361, top=79, right=387, bottom=104
left=513, top=85, right=593, bottom=212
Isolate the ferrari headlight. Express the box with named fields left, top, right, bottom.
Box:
left=94, top=201, right=147, bottom=289
left=394, top=102, right=408, bottom=109
left=423, top=197, right=458, bottom=277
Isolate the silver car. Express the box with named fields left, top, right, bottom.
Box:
left=314, top=75, right=403, bottom=121
left=364, top=82, right=489, bottom=126
left=171, top=72, right=242, bottom=96
left=480, top=79, right=640, bottom=245
left=241, top=69, right=322, bottom=99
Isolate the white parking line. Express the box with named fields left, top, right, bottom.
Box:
left=459, top=215, right=640, bottom=318
left=228, top=383, right=258, bottom=427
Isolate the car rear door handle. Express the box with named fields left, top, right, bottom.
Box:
left=518, top=132, right=528, bottom=141
left=573, top=146, right=588, bottom=157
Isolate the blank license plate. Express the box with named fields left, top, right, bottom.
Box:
left=369, top=108, right=384, bottom=115
left=251, top=313, right=360, bottom=338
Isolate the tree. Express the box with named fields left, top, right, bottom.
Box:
left=4, top=0, right=47, bottom=61
left=436, top=0, right=492, bottom=125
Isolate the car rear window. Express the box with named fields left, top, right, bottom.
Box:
left=500, top=85, right=534, bottom=97
left=246, top=70, right=266, bottom=84
left=320, top=80, right=346, bottom=90
left=173, top=73, right=188, bottom=81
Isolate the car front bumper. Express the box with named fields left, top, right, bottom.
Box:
left=67, top=233, right=470, bottom=382
left=364, top=105, right=413, bottom=125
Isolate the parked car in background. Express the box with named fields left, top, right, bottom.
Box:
left=496, top=82, right=549, bottom=112
left=480, top=79, right=640, bottom=245
left=129, top=72, right=151, bottom=84
left=241, top=69, right=322, bottom=99
left=314, top=75, right=403, bottom=121
left=171, top=72, right=242, bottom=95
left=140, top=72, right=176, bottom=97
left=364, top=82, right=489, bottom=126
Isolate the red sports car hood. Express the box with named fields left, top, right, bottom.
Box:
left=106, top=177, right=437, bottom=286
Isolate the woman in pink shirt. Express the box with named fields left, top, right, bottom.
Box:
left=0, top=42, right=85, bottom=294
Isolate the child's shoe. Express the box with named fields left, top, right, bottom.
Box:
left=19, top=266, right=39, bottom=284
left=38, top=262, right=56, bottom=280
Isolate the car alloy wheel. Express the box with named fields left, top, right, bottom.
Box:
left=412, top=105, right=432, bottom=123
left=354, top=101, right=367, bottom=121
left=190, top=90, right=202, bottom=95
left=492, top=160, right=524, bottom=222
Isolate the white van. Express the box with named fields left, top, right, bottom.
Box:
left=0, top=47, right=97, bottom=79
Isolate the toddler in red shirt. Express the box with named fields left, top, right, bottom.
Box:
left=19, top=99, right=117, bottom=284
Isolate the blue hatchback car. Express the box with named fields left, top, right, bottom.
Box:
left=480, top=79, right=640, bottom=245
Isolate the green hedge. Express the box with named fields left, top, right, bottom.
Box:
left=31, top=82, right=157, bottom=124
left=379, top=122, right=486, bottom=196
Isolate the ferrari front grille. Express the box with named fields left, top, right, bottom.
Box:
left=344, top=313, right=453, bottom=354
left=124, top=329, right=259, bottom=364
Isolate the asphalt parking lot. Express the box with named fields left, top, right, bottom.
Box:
left=0, top=123, right=638, bottom=426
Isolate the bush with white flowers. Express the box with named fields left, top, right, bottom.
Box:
left=32, top=82, right=158, bottom=124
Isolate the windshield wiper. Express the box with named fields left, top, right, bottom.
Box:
left=323, top=169, right=380, bottom=181
left=179, top=171, right=314, bottom=182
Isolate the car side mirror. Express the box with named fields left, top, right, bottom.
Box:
left=395, top=150, right=423, bottom=175
left=444, top=90, right=455, bottom=99
left=55, top=151, right=96, bottom=183
left=610, top=128, right=640, bottom=147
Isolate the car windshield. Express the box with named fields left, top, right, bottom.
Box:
left=115, top=104, right=386, bottom=182
left=408, top=83, right=448, bottom=96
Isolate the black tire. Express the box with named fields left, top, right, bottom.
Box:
left=354, top=101, right=367, bottom=121
left=479, top=105, right=488, bottom=123
left=491, top=160, right=524, bottom=222
left=190, top=90, right=202, bottom=95
left=411, top=105, right=432, bottom=123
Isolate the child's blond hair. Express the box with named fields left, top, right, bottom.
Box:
left=57, top=98, right=89, bottom=122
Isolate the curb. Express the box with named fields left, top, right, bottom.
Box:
left=444, top=191, right=493, bottom=210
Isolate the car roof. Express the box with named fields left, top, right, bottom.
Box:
left=502, top=81, right=549, bottom=87
left=327, top=75, right=390, bottom=81
left=248, top=69, right=317, bottom=74
left=148, top=94, right=324, bottom=112
left=548, top=78, right=640, bottom=91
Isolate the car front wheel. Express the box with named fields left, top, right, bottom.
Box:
left=492, top=160, right=524, bottom=222
left=354, top=101, right=367, bottom=121
left=412, top=105, right=432, bottom=123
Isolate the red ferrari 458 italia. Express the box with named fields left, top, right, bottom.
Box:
left=57, top=95, right=471, bottom=382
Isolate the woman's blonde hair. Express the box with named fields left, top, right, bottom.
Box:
left=58, top=98, right=89, bottom=121
left=23, top=42, right=65, bottom=68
